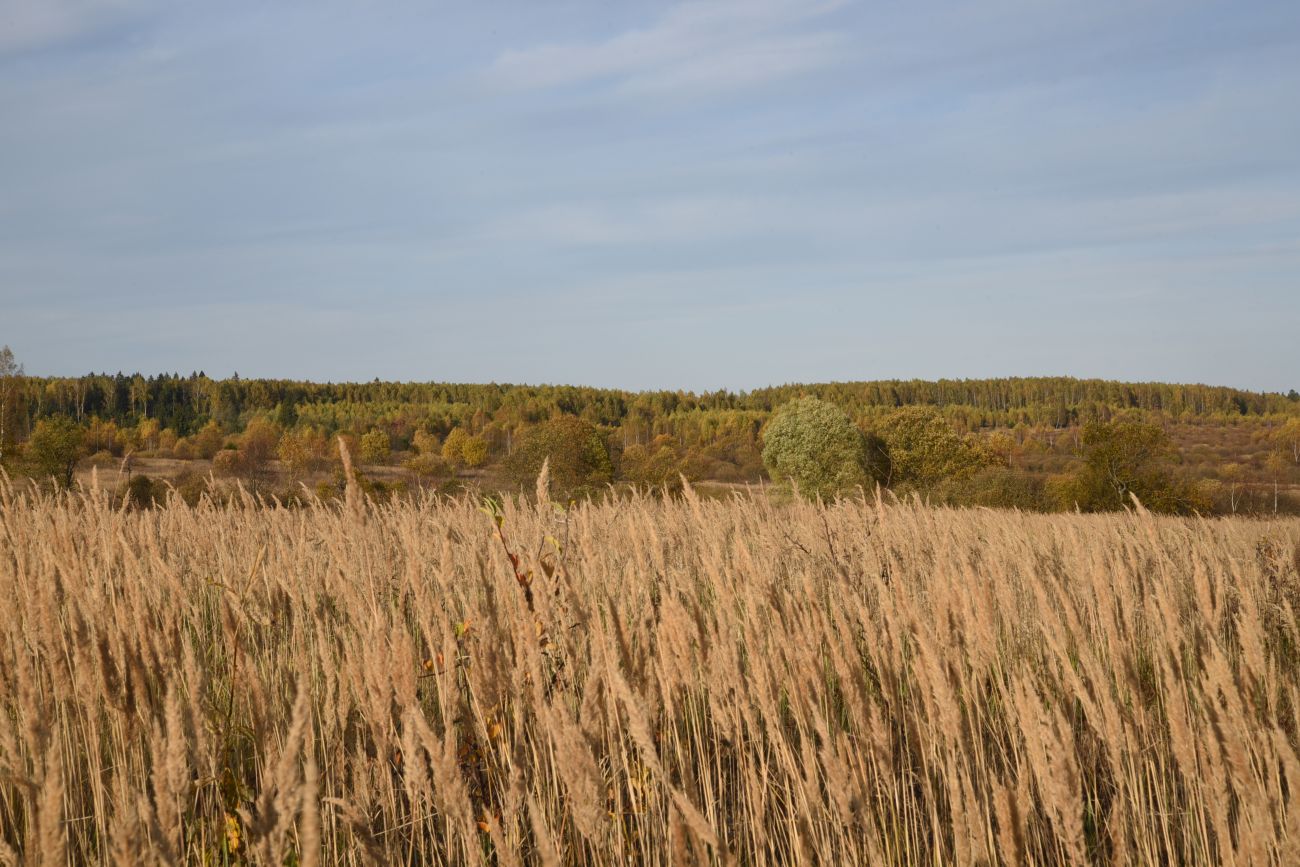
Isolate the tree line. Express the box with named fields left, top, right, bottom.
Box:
left=3, top=366, right=1298, bottom=441
left=2, top=345, right=1299, bottom=514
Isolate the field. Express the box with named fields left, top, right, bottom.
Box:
left=2, top=476, right=1299, bottom=865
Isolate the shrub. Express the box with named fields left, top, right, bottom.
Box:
left=192, top=421, right=225, bottom=459
left=404, top=453, right=449, bottom=478
left=412, top=429, right=441, bottom=456
left=26, top=416, right=84, bottom=488
left=232, top=418, right=281, bottom=487
left=158, top=428, right=179, bottom=454
left=622, top=435, right=688, bottom=492
left=1051, top=420, right=1211, bottom=514
left=442, top=428, right=471, bottom=469
left=935, top=467, right=1051, bottom=511
left=122, top=474, right=157, bottom=509
left=461, top=435, right=489, bottom=468
left=241, top=418, right=281, bottom=462
left=505, top=415, right=613, bottom=497
left=278, top=427, right=328, bottom=479
left=212, top=448, right=243, bottom=477
left=172, top=437, right=196, bottom=461
left=170, top=471, right=210, bottom=507
left=359, top=429, right=392, bottom=465
left=873, top=407, right=990, bottom=489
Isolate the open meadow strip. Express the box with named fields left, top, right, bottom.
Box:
left=1, top=475, right=1299, bottom=864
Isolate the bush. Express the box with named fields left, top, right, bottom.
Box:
left=442, top=428, right=471, bottom=470
left=122, top=474, right=157, bottom=509
left=26, top=416, right=84, bottom=488
left=240, top=418, right=281, bottom=477
left=170, top=471, right=210, bottom=507
left=360, top=429, right=392, bottom=465
left=277, top=427, right=328, bottom=478
left=505, top=416, right=613, bottom=498
left=461, top=435, right=489, bottom=468
left=873, top=407, right=990, bottom=490
left=404, top=453, right=449, bottom=478
left=212, top=448, right=243, bottom=478
left=761, top=397, right=878, bottom=500
left=158, top=428, right=179, bottom=454
left=412, top=429, right=441, bottom=456
left=622, top=435, right=688, bottom=492
left=1051, top=420, right=1210, bottom=514
left=192, top=421, right=225, bottom=460
left=935, top=467, right=1051, bottom=511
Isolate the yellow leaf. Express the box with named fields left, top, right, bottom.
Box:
left=224, top=813, right=241, bottom=852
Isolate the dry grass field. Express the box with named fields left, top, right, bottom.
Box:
left=2, top=470, right=1299, bottom=865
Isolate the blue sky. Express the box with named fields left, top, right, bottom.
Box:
left=2, top=0, right=1298, bottom=392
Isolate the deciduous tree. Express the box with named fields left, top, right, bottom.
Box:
left=761, top=397, right=879, bottom=499
left=623, top=434, right=688, bottom=492
left=873, top=407, right=989, bottom=489
left=403, top=453, right=448, bottom=479
left=505, top=415, right=613, bottom=497
left=412, top=429, right=441, bottom=456
left=27, top=416, right=83, bottom=488
left=1050, top=420, right=1208, bottom=514
left=238, top=418, right=281, bottom=487
left=84, top=416, right=124, bottom=457
left=135, top=417, right=161, bottom=451
left=212, top=448, right=242, bottom=478
left=461, top=435, right=488, bottom=468
left=278, top=427, right=328, bottom=479
left=192, top=421, right=225, bottom=460
left=360, top=429, right=392, bottom=465
left=1276, top=418, right=1300, bottom=466
left=442, top=428, right=470, bottom=470
left=0, top=346, right=22, bottom=466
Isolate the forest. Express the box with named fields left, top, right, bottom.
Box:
left=2, top=348, right=1299, bottom=515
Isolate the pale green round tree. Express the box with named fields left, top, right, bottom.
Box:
left=761, top=397, right=877, bottom=499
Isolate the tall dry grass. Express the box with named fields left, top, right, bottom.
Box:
left=1, top=471, right=1299, bottom=865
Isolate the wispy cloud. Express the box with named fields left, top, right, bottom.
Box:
left=485, top=0, right=849, bottom=95
left=0, top=0, right=148, bottom=54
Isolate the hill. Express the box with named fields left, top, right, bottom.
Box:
left=3, top=372, right=1299, bottom=514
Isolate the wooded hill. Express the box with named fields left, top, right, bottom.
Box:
left=3, top=370, right=1300, bottom=515
left=9, top=373, right=1300, bottom=442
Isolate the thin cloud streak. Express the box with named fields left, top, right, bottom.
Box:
left=0, top=0, right=151, bottom=53
left=485, top=0, right=849, bottom=94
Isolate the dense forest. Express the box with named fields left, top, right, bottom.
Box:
left=2, top=349, right=1299, bottom=515
left=7, top=370, right=1300, bottom=437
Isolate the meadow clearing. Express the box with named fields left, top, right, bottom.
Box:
left=1, top=470, right=1298, bottom=865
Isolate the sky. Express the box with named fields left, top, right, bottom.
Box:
left=2, top=0, right=1298, bottom=393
